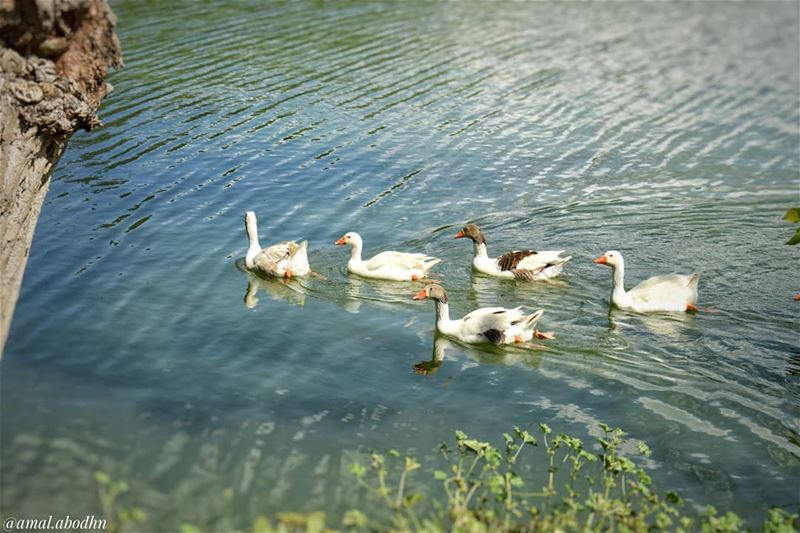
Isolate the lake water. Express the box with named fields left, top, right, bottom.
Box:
left=2, top=1, right=799, bottom=530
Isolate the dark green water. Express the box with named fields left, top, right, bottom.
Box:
left=2, top=1, right=799, bottom=529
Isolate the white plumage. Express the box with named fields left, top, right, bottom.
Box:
left=594, top=250, right=699, bottom=313
left=335, top=232, right=440, bottom=281
left=455, top=224, right=570, bottom=280
left=413, top=284, right=545, bottom=345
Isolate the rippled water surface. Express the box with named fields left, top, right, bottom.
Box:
left=2, top=1, right=799, bottom=529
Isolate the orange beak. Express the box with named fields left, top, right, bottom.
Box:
left=593, top=256, right=607, bottom=264
left=412, top=288, right=428, bottom=300
left=334, top=237, right=346, bottom=245
left=454, top=231, right=464, bottom=239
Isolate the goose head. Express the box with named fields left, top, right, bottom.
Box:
left=334, top=232, right=362, bottom=247
left=413, top=284, right=448, bottom=303
left=593, top=250, right=624, bottom=268
left=454, top=223, right=486, bottom=244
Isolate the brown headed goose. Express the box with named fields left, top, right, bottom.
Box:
left=412, top=284, right=547, bottom=345
left=594, top=250, right=699, bottom=313
left=335, top=232, right=441, bottom=281
left=244, top=211, right=310, bottom=278
left=454, top=223, right=570, bottom=280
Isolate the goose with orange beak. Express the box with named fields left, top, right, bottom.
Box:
left=593, top=250, right=699, bottom=313
left=335, top=232, right=441, bottom=281
left=454, top=224, right=570, bottom=280
left=412, top=284, right=549, bottom=344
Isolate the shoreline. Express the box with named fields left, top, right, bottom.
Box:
left=0, top=0, right=122, bottom=353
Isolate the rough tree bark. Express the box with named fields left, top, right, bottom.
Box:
left=0, top=0, right=122, bottom=353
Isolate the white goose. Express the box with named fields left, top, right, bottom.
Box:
left=593, top=250, right=699, bottom=313
left=244, top=211, right=310, bottom=278
left=335, top=232, right=441, bottom=281
left=413, top=284, right=546, bottom=345
left=455, top=224, right=570, bottom=280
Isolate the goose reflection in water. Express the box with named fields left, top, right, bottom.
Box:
left=607, top=308, right=695, bottom=339
left=344, top=274, right=432, bottom=314
left=236, top=259, right=307, bottom=309
left=468, top=271, right=566, bottom=311
left=413, top=333, right=545, bottom=375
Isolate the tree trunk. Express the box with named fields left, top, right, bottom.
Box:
left=0, top=0, right=122, bottom=353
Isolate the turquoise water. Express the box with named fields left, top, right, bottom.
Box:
left=2, top=1, right=799, bottom=529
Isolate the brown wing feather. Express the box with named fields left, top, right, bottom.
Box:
left=497, top=250, right=536, bottom=271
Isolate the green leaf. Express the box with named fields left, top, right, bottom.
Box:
left=404, top=492, right=424, bottom=507
left=637, top=441, right=651, bottom=456
left=579, top=450, right=598, bottom=462
left=348, top=463, right=366, bottom=478
left=656, top=512, right=673, bottom=530
left=786, top=227, right=800, bottom=245
left=93, top=471, right=110, bottom=485
left=783, top=208, right=800, bottom=223
left=305, top=511, right=326, bottom=533
left=276, top=512, right=307, bottom=527
left=389, top=449, right=400, bottom=457
left=488, top=474, right=504, bottom=495
left=343, top=510, right=368, bottom=528
left=665, top=491, right=683, bottom=505
left=251, top=515, right=272, bottom=533
left=180, top=525, right=203, bottom=533
left=463, top=439, right=489, bottom=454
left=433, top=470, right=447, bottom=480
left=404, top=456, right=421, bottom=471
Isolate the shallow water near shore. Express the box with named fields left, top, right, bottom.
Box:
left=2, top=1, right=799, bottom=529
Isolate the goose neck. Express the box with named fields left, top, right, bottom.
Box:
left=245, top=220, right=261, bottom=267
left=433, top=300, right=454, bottom=333
left=348, top=240, right=363, bottom=263
left=610, top=263, right=626, bottom=300
left=473, top=242, right=489, bottom=259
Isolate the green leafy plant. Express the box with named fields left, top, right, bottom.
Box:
left=784, top=208, right=800, bottom=245
left=346, top=423, right=798, bottom=533
left=96, top=424, right=798, bottom=533
left=94, top=471, right=146, bottom=533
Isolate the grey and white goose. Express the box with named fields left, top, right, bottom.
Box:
left=244, top=211, right=310, bottom=278
left=454, top=224, right=570, bottom=280
left=412, top=284, right=548, bottom=345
